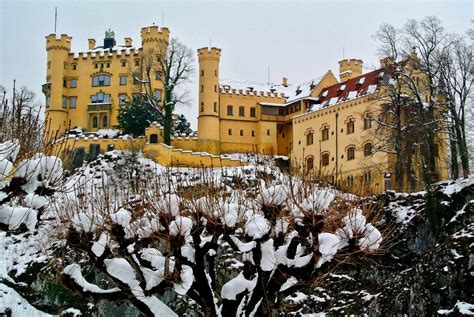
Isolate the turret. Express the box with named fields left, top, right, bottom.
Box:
left=338, top=59, right=363, bottom=82
left=197, top=47, right=221, bottom=154
left=45, top=33, right=72, bottom=139
left=140, top=25, right=169, bottom=53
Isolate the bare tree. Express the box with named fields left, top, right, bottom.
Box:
left=437, top=35, right=473, bottom=178
left=133, top=38, right=194, bottom=145
left=373, top=17, right=460, bottom=189
left=0, top=81, right=44, bottom=156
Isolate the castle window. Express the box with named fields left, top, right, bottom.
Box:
left=119, top=94, right=127, bottom=105
left=322, top=127, right=329, bottom=141
left=214, top=102, right=217, bottom=112
left=347, top=119, right=355, bottom=134
left=155, top=90, right=161, bottom=100
left=100, top=63, right=104, bottom=68
left=70, top=79, right=77, bottom=88
left=364, top=171, right=372, bottom=183
left=306, top=156, right=314, bottom=172
left=239, top=106, right=245, bottom=117
left=346, top=175, right=354, bottom=187
left=347, top=146, right=355, bottom=160
left=69, top=97, right=77, bottom=108
left=63, top=79, right=67, bottom=88
left=92, top=116, right=98, bottom=128
left=306, top=131, right=314, bottom=145
left=201, top=103, right=204, bottom=112
left=215, top=69, right=217, bottom=76
left=227, top=105, right=233, bottom=116
left=62, top=96, right=67, bottom=108
left=94, top=63, right=98, bottom=69
left=267, top=129, right=270, bottom=136
left=72, top=64, right=77, bottom=70
left=135, top=59, right=140, bottom=66
left=321, top=153, right=330, bottom=166
left=45, top=96, right=50, bottom=108
left=47, top=61, right=51, bottom=69
left=364, top=115, right=372, bottom=129
left=200, top=85, right=204, bottom=93
left=364, top=142, right=373, bottom=157
left=106, top=62, right=110, bottom=68
left=214, top=85, right=217, bottom=93
left=121, top=60, right=126, bottom=67
left=91, top=92, right=110, bottom=103
left=102, top=115, right=108, bottom=128
left=240, top=130, right=244, bottom=136
left=250, top=107, right=256, bottom=117
left=252, top=130, right=255, bottom=137
left=120, top=75, right=127, bottom=85
left=228, top=129, right=232, bottom=135
left=92, top=74, right=111, bottom=87
left=201, top=70, right=204, bottom=76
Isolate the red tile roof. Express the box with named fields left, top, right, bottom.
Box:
left=317, top=67, right=387, bottom=107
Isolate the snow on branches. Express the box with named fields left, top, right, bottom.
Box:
left=53, top=152, right=383, bottom=316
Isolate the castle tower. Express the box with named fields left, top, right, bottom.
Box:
left=197, top=47, right=221, bottom=155
left=338, top=59, right=363, bottom=82
left=140, top=25, right=169, bottom=54
left=45, top=33, right=72, bottom=138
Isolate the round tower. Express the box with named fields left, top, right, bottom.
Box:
left=45, top=33, right=72, bottom=139
left=338, top=59, right=363, bottom=82
left=197, top=47, right=221, bottom=155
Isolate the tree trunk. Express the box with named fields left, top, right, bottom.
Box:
left=455, top=123, right=470, bottom=178
left=163, top=89, right=173, bottom=146
left=449, top=124, right=460, bottom=179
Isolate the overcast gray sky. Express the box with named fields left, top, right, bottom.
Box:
left=0, top=0, right=471, bottom=128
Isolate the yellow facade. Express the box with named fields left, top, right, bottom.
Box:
left=44, top=26, right=169, bottom=135
left=44, top=25, right=449, bottom=193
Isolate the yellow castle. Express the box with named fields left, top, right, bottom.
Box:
left=44, top=25, right=449, bottom=193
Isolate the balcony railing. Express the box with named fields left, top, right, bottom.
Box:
left=88, top=103, right=111, bottom=111
left=260, top=114, right=290, bottom=122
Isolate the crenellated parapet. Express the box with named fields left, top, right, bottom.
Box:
left=70, top=46, right=141, bottom=60
left=46, top=34, right=72, bottom=51
left=219, top=87, right=285, bottom=99
left=141, top=25, right=170, bottom=45
left=198, top=47, right=221, bottom=62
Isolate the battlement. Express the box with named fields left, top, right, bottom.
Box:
left=198, top=47, right=221, bottom=61
left=70, top=46, right=141, bottom=60
left=141, top=25, right=170, bottom=45
left=338, top=58, right=363, bottom=82
left=219, top=87, right=285, bottom=99
left=46, top=33, right=72, bottom=51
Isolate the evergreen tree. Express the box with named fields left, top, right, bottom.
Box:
left=117, top=94, right=162, bottom=137
left=173, top=114, right=193, bottom=135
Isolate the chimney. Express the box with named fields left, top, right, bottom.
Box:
left=124, top=37, right=132, bottom=47
left=88, top=38, right=96, bottom=50
left=282, top=77, right=288, bottom=87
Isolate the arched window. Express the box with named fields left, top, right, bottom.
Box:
left=347, top=119, right=355, bottom=134
left=92, top=74, right=111, bottom=87
left=102, top=115, right=108, bottom=128
left=364, top=142, right=373, bottom=157
left=345, top=175, right=354, bottom=187
left=92, top=116, right=98, bottom=128
left=347, top=146, right=356, bottom=160
left=321, top=153, right=330, bottom=166
left=149, top=134, right=158, bottom=144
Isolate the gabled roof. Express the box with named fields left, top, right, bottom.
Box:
left=316, top=68, right=386, bottom=108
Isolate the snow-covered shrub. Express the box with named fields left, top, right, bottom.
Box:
left=52, top=153, right=384, bottom=316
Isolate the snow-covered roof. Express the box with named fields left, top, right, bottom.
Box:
left=220, top=75, right=325, bottom=103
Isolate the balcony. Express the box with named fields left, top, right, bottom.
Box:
left=42, top=82, right=51, bottom=95
left=88, top=103, right=111, bottom=111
